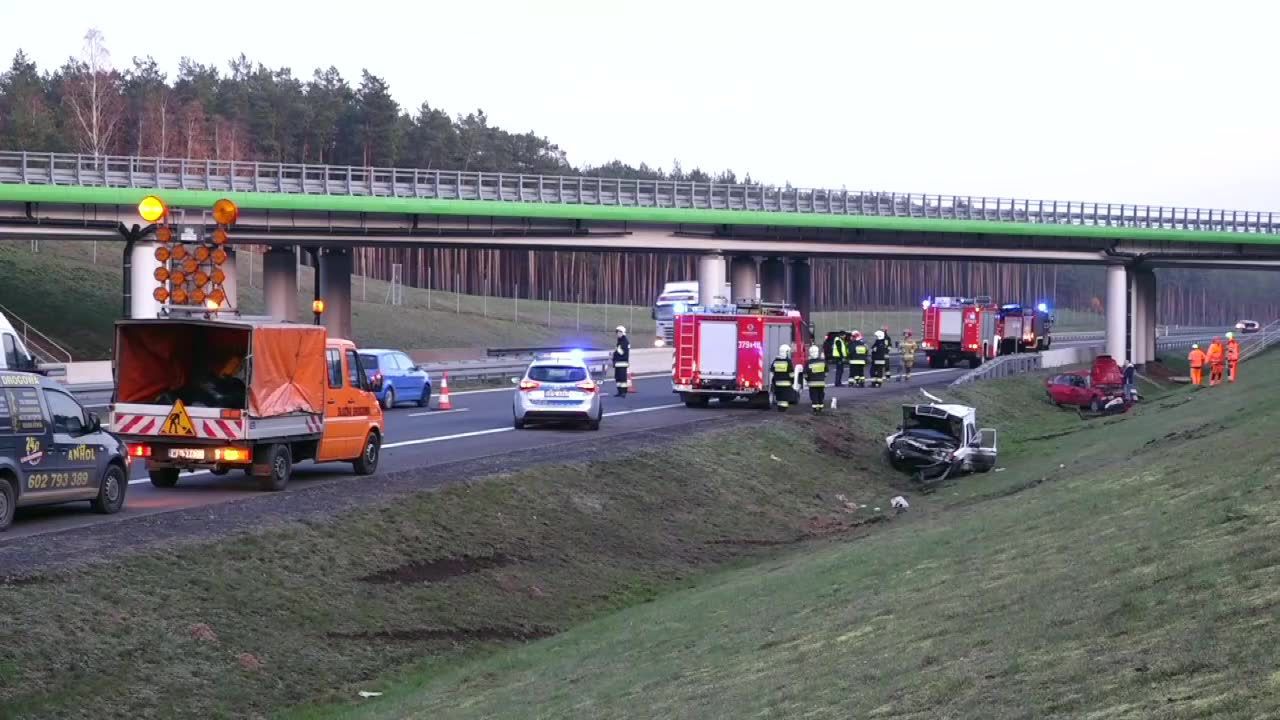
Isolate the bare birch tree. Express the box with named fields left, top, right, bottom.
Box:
left=62, top=28, right=123, bottom=157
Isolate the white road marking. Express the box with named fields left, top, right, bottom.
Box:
left=406, top=408, right=470, bottom=418
left=384, top=426, right=514, bottom=449
left=604, top=403, right=683, bottom=417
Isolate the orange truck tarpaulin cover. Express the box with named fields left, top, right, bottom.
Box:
left=248, top=326, right=326, bottom=417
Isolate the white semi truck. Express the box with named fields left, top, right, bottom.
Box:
left=651, top=280, right=759, bottom=347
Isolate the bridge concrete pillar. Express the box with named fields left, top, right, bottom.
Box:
left=262, top=246, right=299, bottom=322
left=1129, top=270, right=1147, bottom=366
left=729, top=255, right=758, bottom=304
left=1106, top=263, right=1128, bottom=366
left=1140, top=270, right=1158, bottom=363
left=697, top=253, right=727, bottom=307
left=319, top=248, right=354, bottom=340
left=128, top=241, right=162, bottom=319
left=788, top=258, right=812, bottom=322
left=760, top=257, right=787, bottom=304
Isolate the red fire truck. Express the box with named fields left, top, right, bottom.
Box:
left=920, top=296, right=1000, bottom=369
left=996, top=303, right=1054, bottom=354
left=671, top=302, right=811, bottom=408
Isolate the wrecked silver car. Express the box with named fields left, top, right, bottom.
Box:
left=885, top=403, right=998, bottom=482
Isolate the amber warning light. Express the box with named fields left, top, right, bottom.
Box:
left=138, top=195, right=167, bottom=223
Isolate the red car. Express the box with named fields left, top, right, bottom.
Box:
left=1045, top=355, right=1129, bottom=413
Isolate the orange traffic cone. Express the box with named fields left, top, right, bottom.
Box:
left=628, top=369, right=637, bottom=393
left=437, top=372, right=453, bottom=411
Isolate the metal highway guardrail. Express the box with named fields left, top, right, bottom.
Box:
left=3, top=151, right=1278, bottom=235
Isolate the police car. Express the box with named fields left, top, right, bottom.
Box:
left=0, top=371, right=129, bottom=531
left=512, top=351, right=603, bottom=430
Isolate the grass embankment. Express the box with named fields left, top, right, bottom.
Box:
left=0, top=242, right=1105, bottom=359
left=302, top=358, right=1280, bottom=719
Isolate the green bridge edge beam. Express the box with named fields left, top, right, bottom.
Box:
left=1, top=183, right=1275, bottom=246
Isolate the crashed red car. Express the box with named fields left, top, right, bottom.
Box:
left=1045, top=354, right=1130, bottom=413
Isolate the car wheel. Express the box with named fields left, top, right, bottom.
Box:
left=149, top=468, right=179, bottom=488
left=0, top=477, right=14, bottom=532
left=513, top=413, right=525, bottom=430
left=381, top=387, right=396, bottom=410
left=353, top=432, right=380, bottom=475
left=417, top=385, right=431, bottom=408
left=586, top=407, right=602, bottom=431
left=968, top=356, right=982, bottom=369
left=256, top=444, right=292, bottom=492
left=92, top=464, right=127, bottom=514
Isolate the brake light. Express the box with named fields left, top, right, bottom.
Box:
left=576, top=380, right=598, bottom=393
left=519, top=380, right=541, bottom=391
left=215, top=447, right=252, bottom=463
left=128, top=444, right=151, bottom=458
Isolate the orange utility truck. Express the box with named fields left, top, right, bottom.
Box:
left=109, top=318, right=384, bottom=491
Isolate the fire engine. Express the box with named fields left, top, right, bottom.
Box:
left=920, top=296, right=1000, bottom=369
left=996, top=303, right=1053, bottom=354
left=671, top=302, right=811, bottom=408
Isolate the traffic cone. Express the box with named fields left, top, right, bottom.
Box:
left=628, top=369, right=637, bottom=393
left=437, top=372, right=453, bottom=411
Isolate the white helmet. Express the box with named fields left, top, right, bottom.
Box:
left=616, top=325, right=626, bottom=334
left=875, top=330, right=886, bottom=340
left=809, top=345, right=820, bottom=359
left=778, top=344, right=791, bottom=357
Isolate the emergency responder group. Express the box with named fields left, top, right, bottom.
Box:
left=769, top=328, right=920, bottom=413
left=1186, top=333, right=1241, bottom=388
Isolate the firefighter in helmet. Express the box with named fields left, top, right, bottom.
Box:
left=806, top=345, right=827, bottom=413
left=870, top=330, right=889, bottom=387
left=849, top=331, right=869, bottom=387
left=612, top=325, right=631, bottom=397
left=898, top=330, right=918, bottom=382
left=771, top=344, right=795, bottom=411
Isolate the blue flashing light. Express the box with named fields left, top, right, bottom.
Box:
left=1037, top=302, right=1049, bottom=313
left=921, top=299, right=932, bottom=310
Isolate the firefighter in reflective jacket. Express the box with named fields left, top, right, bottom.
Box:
left=771, top=344, right=796, bottom=411
left=869, top=330, right=889, bottom=387
left=898, top=330, right=918, bottom=382
left=830, top=332, right=848, bottom=386
left=806, top=345, right=827, bottom=413
left=849, top=331, right=869, bottom=387
left=612, top=325, right=631, bottom=397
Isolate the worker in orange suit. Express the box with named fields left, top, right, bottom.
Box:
left=1225, top=332, right=1241, bottom=383
left=1187, top=344, right=1206, bottom=387
left=1206, top=337, right=1225, bottom=386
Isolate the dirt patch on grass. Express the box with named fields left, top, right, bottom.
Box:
left=359, top=553, right=519, bottom=585
left=330, top=625, right=557, bottom=644
left=814, top=423, right=863, bottom=459
left=709, top=514, right=889, bottom=547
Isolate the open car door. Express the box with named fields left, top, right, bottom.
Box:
left=974, top=427, right=998, bottom=471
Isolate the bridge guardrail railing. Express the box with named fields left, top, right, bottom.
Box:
left=951, top=353, right=1044, bottom=385
left=3, top=151, right=1278, bottom=235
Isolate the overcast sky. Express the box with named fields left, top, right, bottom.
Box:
left=3, top=0, right=1276, bottom=210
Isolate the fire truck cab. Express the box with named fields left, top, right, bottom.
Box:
left=997, top=303, right=1053, bottom=355
left=671, top=302, right=811, bottom=408
left=921, top=296, right=999, bottom=369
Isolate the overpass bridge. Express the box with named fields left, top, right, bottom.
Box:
left=2, top=151, right=1278, bottom=366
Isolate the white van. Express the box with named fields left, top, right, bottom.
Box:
left=0, top=313, right=38, bottom=371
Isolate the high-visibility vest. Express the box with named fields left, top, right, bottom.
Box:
left=807, top=360, right=827, bottom=387
left=1207, top=343, right=1224, bottom=364
left=1188, top=349, right=1206, bottom=368
left=772, top=359, right=793, bottom=387
left=832, top=337, right=847, bottom=358
left=1227, top=340, right=1240, bottom=361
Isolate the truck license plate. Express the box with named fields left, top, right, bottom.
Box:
left=169, top=448, right=206, bottom=461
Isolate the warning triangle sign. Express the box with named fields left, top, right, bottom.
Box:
left=160, top=399, right=197, bottom=437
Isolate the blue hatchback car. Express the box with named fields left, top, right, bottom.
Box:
left=359, top=349, right=432, bottom=410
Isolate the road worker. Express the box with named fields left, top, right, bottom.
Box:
left=805, top=345, right=827, bottom=413
left=771, top=344, right=795, bottom=411
left=612, top=325, right=631, bottom=397
left=1206, top=336, right=1225, bottom=387
left=869, top=330, right=889, bottom=387
left=829, top=331, right=848, bottom=387
left=1226, top=332, right=1241, bottom=383
left=898, top=330, right=918, bottom=382
left=1187, top=344, right=1206, bottom=387
left=849, top=331, right=869, bottom=387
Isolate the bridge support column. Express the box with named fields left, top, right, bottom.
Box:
left=1144, top=272, right=1158, bottom=362
left=319, top=248, right=354, bottom=340
left=262, top=246, right=299, bottom=322
left=1129, top=268, right=1156, bottom=367
left=128, top=241, right=162, bottom=319
left=697, top=253, right=727, bottom=307
left=788, top=258, right=812, bottom=323
left=729, top=255, right=758, bottom=305
left=760, top=257, right=786, bottom=304
left=1106, top=264, right=1128, bottom=366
